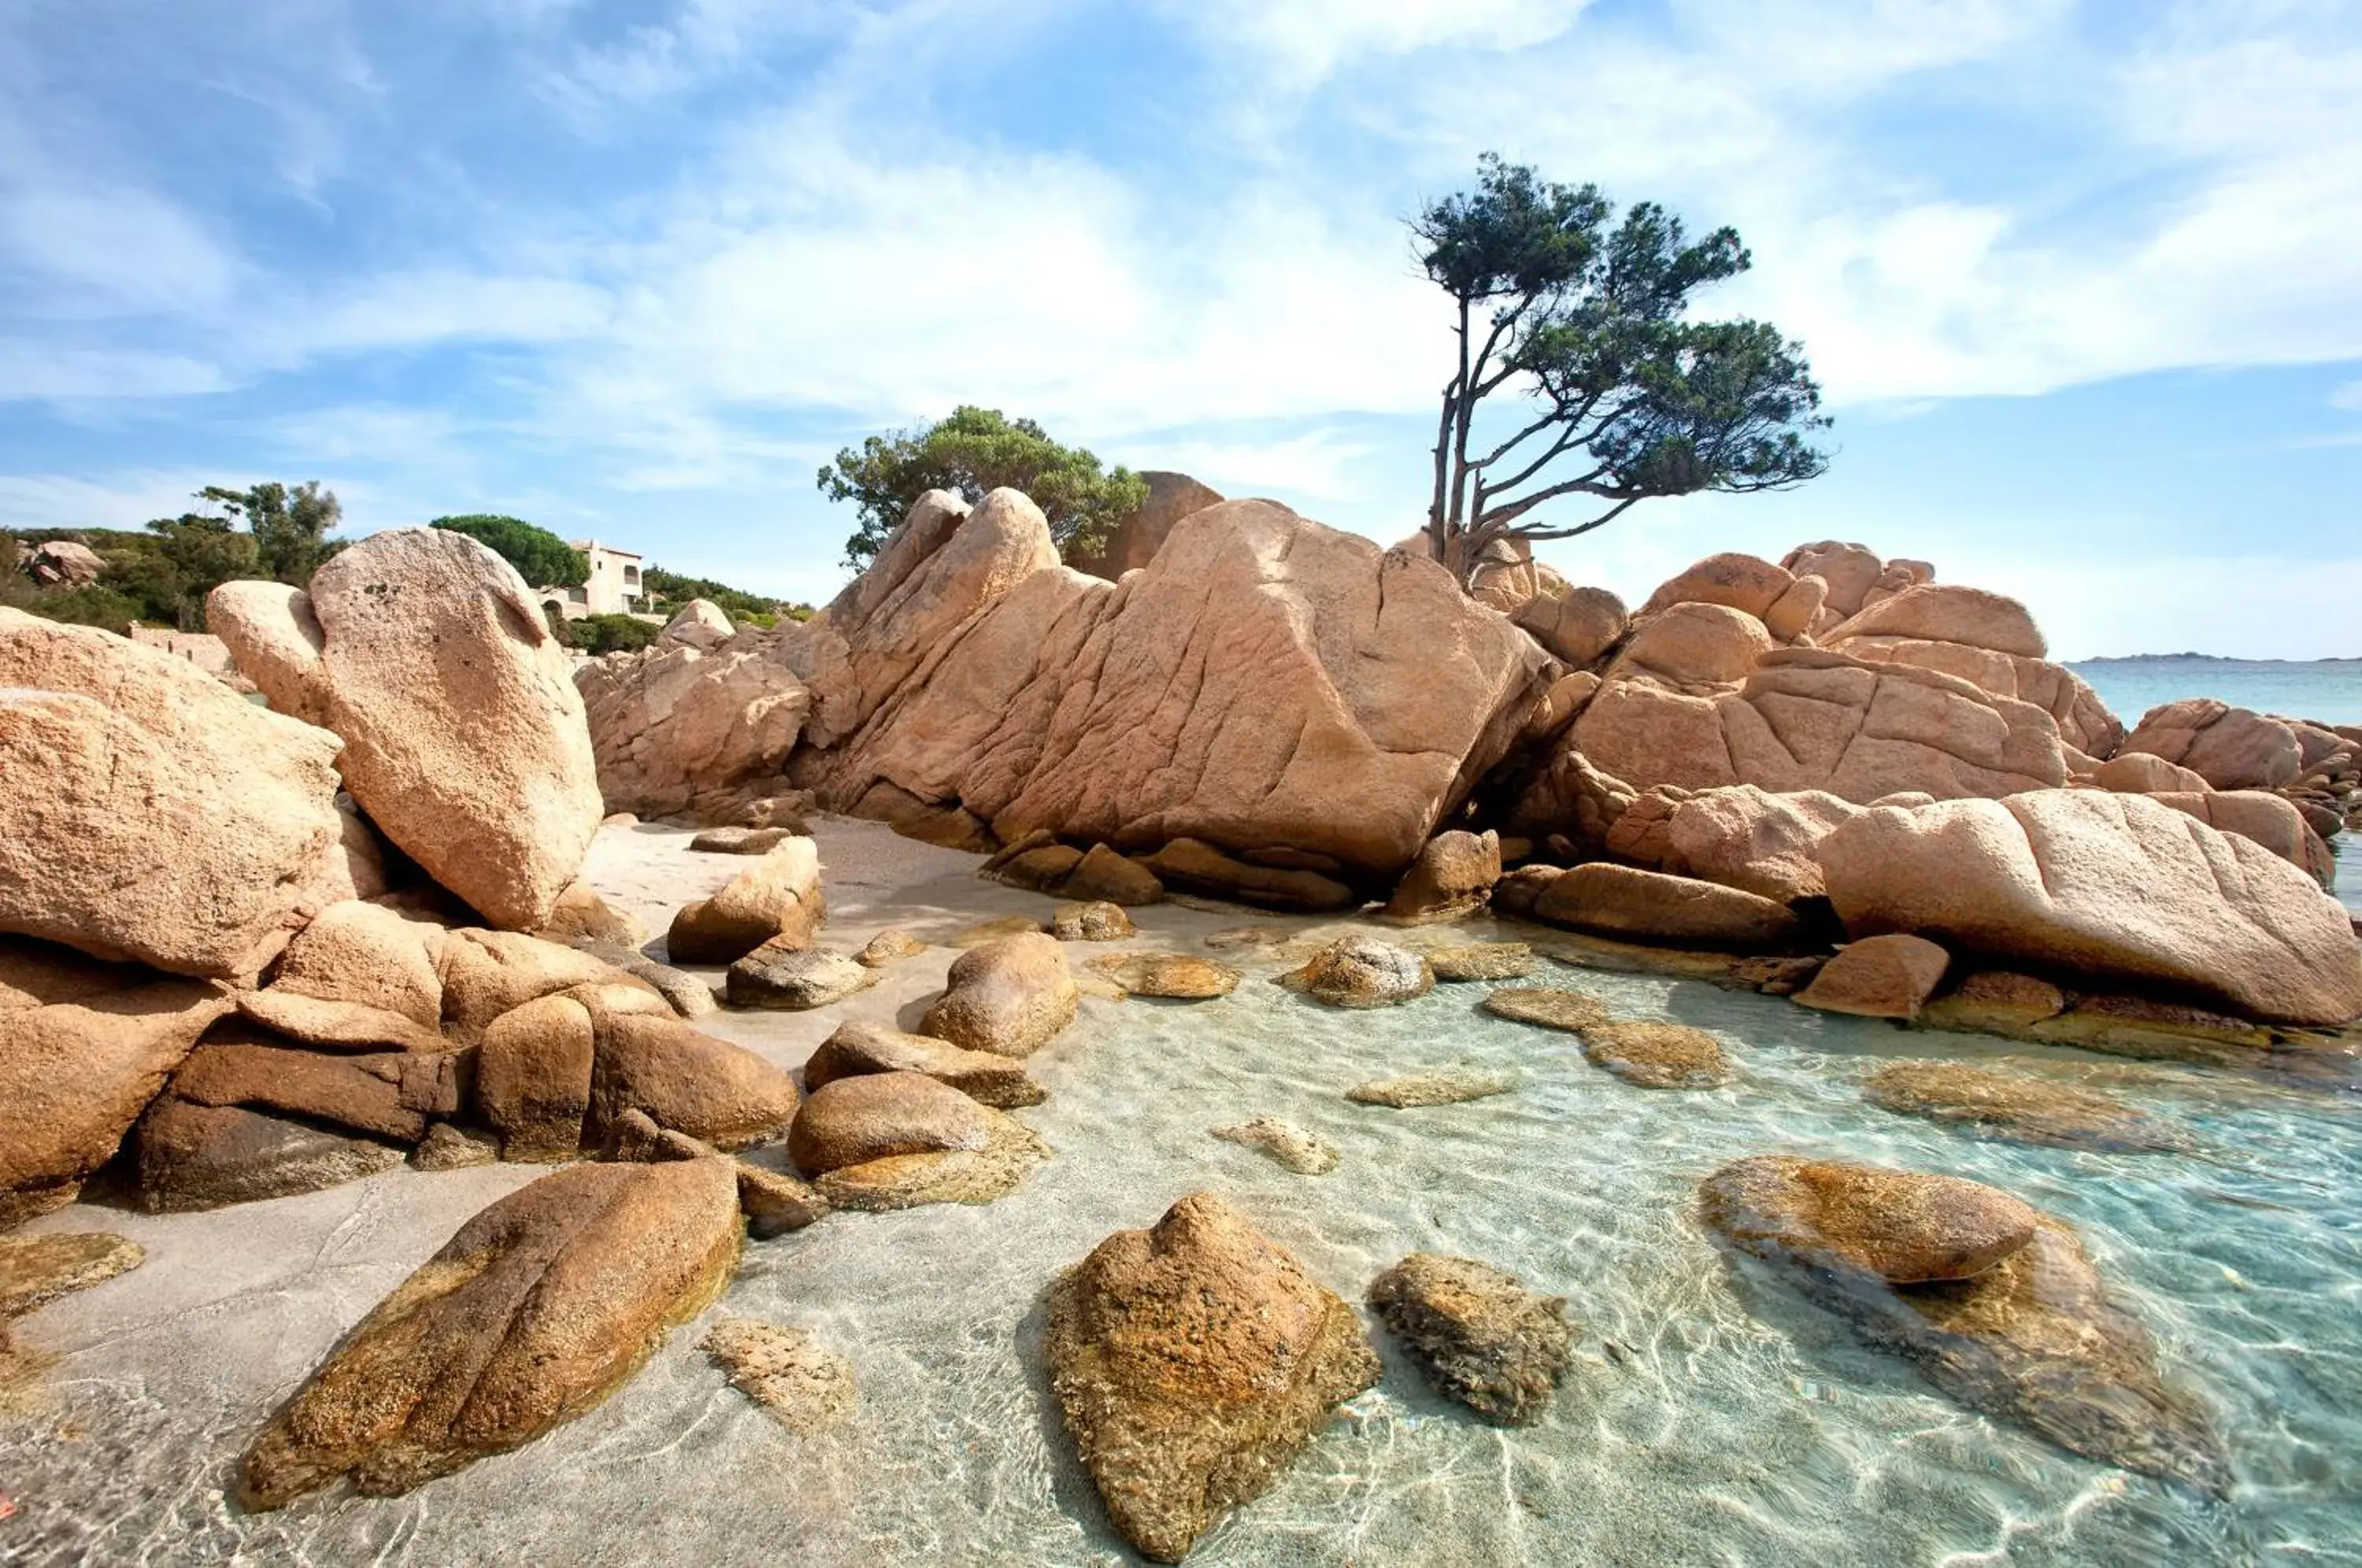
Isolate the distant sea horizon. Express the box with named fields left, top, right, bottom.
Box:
left=2065, top=654, right=2362, bottom=729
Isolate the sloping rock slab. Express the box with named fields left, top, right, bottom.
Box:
left=239, top=1159, right=742, bottom=1508
left=1046, top=1192, right=1380, bottom=1562
left=1700, top=1155, right=2225, bottom=1492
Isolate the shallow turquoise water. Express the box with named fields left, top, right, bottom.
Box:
left=7, top=942, right=2357, bottom=1566
left=2070, top=657, right=2362, bottom=729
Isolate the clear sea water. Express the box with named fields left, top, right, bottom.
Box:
left=2068, top=656, right=2362, bottom=730
left=7, top=898, right=2360, bottom=1568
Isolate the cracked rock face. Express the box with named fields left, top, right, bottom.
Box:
left=1367, top=1252, right=1573, bottom=1426
left=239, top=1159, right=742, bottom=1510
left=0, top=612, right=346, bottom=978
left=1046, top=1193, right=1380, bottom=1562
left=806, top=495, right=1553, bottom=881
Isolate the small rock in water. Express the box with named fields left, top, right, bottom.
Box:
left=1209, top=1115, right=1338, bottom=1174
left=1482, top=986, right=1612, bottom=1033
left=412, top=1123, right=499, bottom=1170
left=1346, top=1066, right=1513, bottom=1108
left=0, top=1232, right=144, bottom=1319
left=1050, top=900, right=1137, bottom=941
left=701, top=1318, right=856, bottom=1434
left=1579, top=1021, right=1734, bottom=1089
left=791, top=1072, right=1047, bottom=1211
left=1046, top=1193, right=1380, bottom=1562
left=947, top=914, right=1046, bottom=948
left=1283, top=934, right=1435, bottom=1008
left=1864, top=1061, right=2192, bottom=1154
left=689, top=826, right=796, bottom=855
left=1366, top=1252, right=1572, bottom=1426
left=724, top=944, right=879, bottom=1011
left=1426, top=942, right=1535, bottom=982
left=1203, top=926, right=1294, bottom=952
left=1794, top=934, right=1952, bottom=1020
left=1087, top=952, right=1242, bottom=1000
left=854, top=929, right=927, bottom=967
left=737, top=1163, right=831, bottom=1237
left=920, top=933, right=1079, bottom=1058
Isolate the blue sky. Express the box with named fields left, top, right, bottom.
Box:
left=2, top=0, right=2358, bottom=657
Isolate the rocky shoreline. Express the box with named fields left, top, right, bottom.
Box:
left=4, top=491, right=2360, bottom=1560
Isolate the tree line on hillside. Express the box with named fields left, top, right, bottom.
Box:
left=7, top=497, right=809, bottom=650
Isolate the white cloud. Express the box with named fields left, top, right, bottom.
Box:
left=0, top=344, right=230, bottom=400
left=1172, top=0, right=1591, bottom=82
left=0, top=184, right=243, bottom=317
left=1131, top=428, right=1388, bottom=503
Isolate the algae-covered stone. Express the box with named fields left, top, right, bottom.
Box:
left=702, top=1318, right=855, bottom=1434
left=1366, top=1252, right=1572, bottom=1425
left=1087, top=952, right=1242, bottom=1000
left=1426, top=942, right=1534, bottom=982
left=1481, top=986, right=1612, bottom=1033
left=1282, top=935, right=1434, bottom=1008
left=1346, top=1066, right=1513, bottom=1108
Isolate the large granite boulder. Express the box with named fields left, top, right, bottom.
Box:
left=1566, top=648, right=2069, bottom=805
left=239, top=1159, right=742, bottom=1508
left=1816, top=790, right=2362, bottom=1025
left=2, top=941, right=235, bottom=1226
left=809, top=496, right=1554, bottom=878
left=1636, top=553, right=1795, bottom=621
left=576, top=635, right=810, bottom=822
left=1701, top=1155, right=2223, bottom=1491
left=1820, top=582, right=2045, bottom=658
left=1605, top=785, right=1861, bottom=904
left=2121, top=699, right=2303, bottom=790
left=0, top=610, right=346, bottom=978
left=208, top=528, right=603, bottom=930
left=1046, top=1193, right=1381, bottom=1562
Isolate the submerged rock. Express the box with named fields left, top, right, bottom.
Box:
left=1916, top=970, right=2068, bottom=1033
left=1209, top=1115, right=1339, bottom=1175
left=1282, top=935, right=1435, bottom=1008
left=0, top=1231, right=144, bottom=1319
left=1578, top=1022, right=1734, bottom=1090
left=239, top=1159, right=742, bottom=1509
left=1050, top=900, right=1136, bottom=941
left=701, top=1318, right=856, bottom=1434
left=1346, top=1066, right=1513, bottom=1108
left=1425, top=942, right=1535, bottom=982
left=803, top=1019, right=1045, bottom=1109
left=1086, top=952, right=1242, bottom=1000
left=1864, top=1061, right=2192, bottom=1154
left=412, top=1123, right=499, bottom=1170
left=919, top=932, right=1079, bottom=1058
left=1045, top=1192, right=1381, bottom=1562
left=1366, top=1252, right=1572, bottom=1426
left=1481, top=986, right=1612, bottom=1034
left=1700, top=1155, right=2225, bottom=1492
left=854, top=929, right=927, bottom=967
